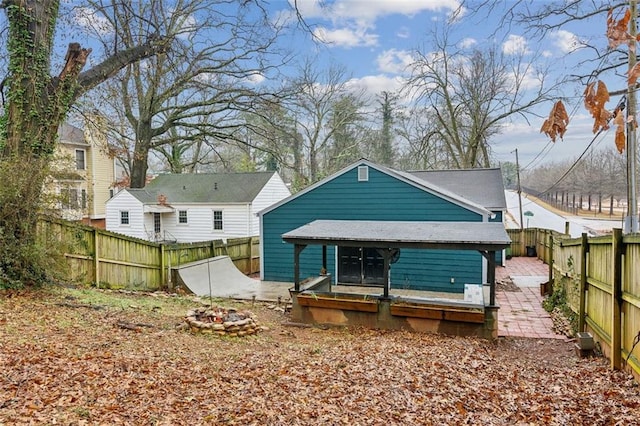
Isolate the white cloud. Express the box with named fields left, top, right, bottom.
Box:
left=313, top=26, right=378, bottom=48
left=502, top=34, right=531, bottom=55
left=75, top=7, right=113, bottom=36
left=293, top=0, right=461, bottom=49
left=246, top=73, right=266, bottom=85
left=292, top=0, right=462, bottom=22
left=376, top=49, right=414, bottom=74
left=551, top=30, right=582, bottom=54
left=459, top=37, right=477, bottom=49
left=346, top=74, right=405, bottom=98
left=505, top=64, right=542, bottom=92
left=396, top=26, right=410, bottom=39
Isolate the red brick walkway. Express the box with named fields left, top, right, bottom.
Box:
left=496, top=257, right=566, bottom=340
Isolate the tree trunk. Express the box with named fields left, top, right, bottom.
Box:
left=610, top=194, right=614, bottom=216
left=598, top=193, right=602, bottom=213
left=0, top=1, right=168, bottom=286
left=130, top=153, right=150, bottom=188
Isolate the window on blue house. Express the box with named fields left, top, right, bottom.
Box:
left=358, top=165, right=369, bottom=182
left=120, top=210, right=130, bottom=225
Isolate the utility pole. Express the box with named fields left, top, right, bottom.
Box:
left=626, top=0, right=639, bottom=234
left=513, top=148, right=524, bottom=231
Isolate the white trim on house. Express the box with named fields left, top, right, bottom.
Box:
left=144, top=205, right=175, bottom=213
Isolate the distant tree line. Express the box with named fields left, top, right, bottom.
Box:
left=521, top=147, right=630, bottom=215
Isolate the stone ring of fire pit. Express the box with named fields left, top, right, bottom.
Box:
left=185, top=306, right=262, bottom=337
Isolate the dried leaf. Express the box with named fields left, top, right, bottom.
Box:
left=607, top=8, right=632, bottom=48
left=629, top=62, right=640, bottom=86
left=584, top=81, right=612, bottom=133
left=540, top=100, right=569, bottom=142
left=2, top=288, right=640, bottom=424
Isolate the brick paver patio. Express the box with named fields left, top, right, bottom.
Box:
left=496, top=257, right=566, bottom=340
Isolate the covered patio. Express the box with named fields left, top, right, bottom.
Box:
left=283, top=220, right=511, bottom=339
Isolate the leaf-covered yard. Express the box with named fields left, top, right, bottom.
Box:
left=1, top=287, right=638, bottom=425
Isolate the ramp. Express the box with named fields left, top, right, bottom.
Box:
left=175, top=255, right=289, bottom=301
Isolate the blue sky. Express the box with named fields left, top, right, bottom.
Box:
left=268, top=0, right=628, bottom=171
left=59, top=0, right=628, bottom=171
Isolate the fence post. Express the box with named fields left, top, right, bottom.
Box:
left=160, top=243, right=166, bottom=288
left=612, top=228, right=623, bottom=370
left=579, top=233, right=588, bottom=332
left=93, top=228, right=100, bottom=287
left=548, top=233, right=553, bottom=284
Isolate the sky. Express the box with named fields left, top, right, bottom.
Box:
left=266, top=0, right=628, bottom=172
left=53, top=0, right=629, bottom=173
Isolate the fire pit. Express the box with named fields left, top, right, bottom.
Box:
left=185, top=306, right=261, bottom=337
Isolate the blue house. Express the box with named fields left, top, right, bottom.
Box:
left=258, top=160, right=507, bottom=293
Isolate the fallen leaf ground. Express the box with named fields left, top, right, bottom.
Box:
left=1, top=286, right=638, bottom=425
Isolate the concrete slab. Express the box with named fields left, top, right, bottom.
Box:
left=510, top=275, right=548, bottom=288
left=176, top=256, right=291, bottom=301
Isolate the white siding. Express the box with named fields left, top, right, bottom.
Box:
left=105, top=190, right=146, bottom=239
left=157, top=203, right=252, bottom=243
left=250, top=173, right=291, bottom=235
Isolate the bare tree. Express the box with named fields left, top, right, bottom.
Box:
left=247, top=61, right=368, bottom=188
left=395, top=105, right=452, bottom=170
left=323, top=94, right=367, bottom=173
left=0, top=0, right=169, bottom=285
left=406, top=30, right=557, bottom=168
left=84, top=0, right=290, bottom=187
left=472, top=1, right=627, bottom=88
left=290, top=62, right=369, bottom=183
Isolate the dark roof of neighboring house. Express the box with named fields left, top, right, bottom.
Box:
left=126, top=172, right=277, bottom=204
left=58, top=123, right=87, bottom=146
left=406, top=168, right=507, bottom=211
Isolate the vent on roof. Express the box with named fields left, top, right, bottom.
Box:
left=358, top=165, right=369, bottom=182
left=214, top=182, right=218, bottom=190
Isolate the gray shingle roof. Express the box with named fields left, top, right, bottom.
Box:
left=283, top=220, right=511, bottom=249
left=58, top=123, right=87, bottom=146
left=406, top=168, right=507, bottom=211
left=128, top=172, right=276, bottom=204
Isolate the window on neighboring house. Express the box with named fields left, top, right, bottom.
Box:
left=75, top=149, right=86, bottom=170
left=120, top=210, right=130, bottom=225
left=60, top=188, right=71, bottom=209
left=70, top=189, right=79, bottom=209
left=178, top=210, right=188, bottom=224
left=81, top=189, right=87, bottom=209
left=213, top=210, right=223, bottom=230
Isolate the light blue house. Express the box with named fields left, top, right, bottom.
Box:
left=258, top=160, right=507, bottom=293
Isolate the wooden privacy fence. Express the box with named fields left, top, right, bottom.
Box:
left=39, top=219, right=260, bottom=291
left=552, top=229, right=640, bottom=378
left=506, top=227, right=562, bottom=266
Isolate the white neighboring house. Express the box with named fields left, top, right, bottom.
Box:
left=106, top=172, right=290, bottom=243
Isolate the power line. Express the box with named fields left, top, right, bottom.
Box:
left=541, top=96, right=626, bottom=194
left=520, top=141, right=552, bottom=172
left=518, top=52, right=613, bottom=172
